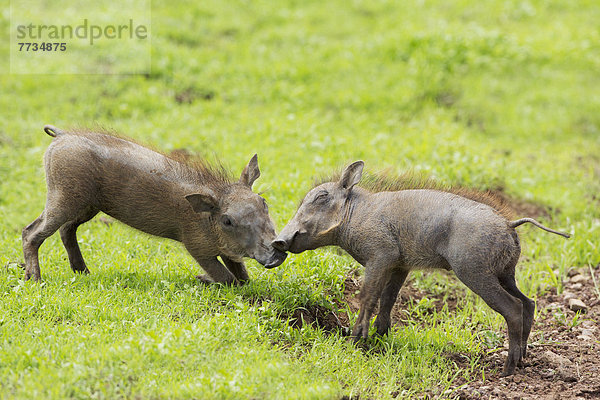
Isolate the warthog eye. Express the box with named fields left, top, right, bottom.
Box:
left=313, top=191, right=329, bottom=203
left=221, top=215, right=234, bottom=227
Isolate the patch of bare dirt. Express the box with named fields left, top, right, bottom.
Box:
left=341, top=272, right=462, bottom=325
left=442, top=263, right=600, bottom=400
left=174, top=87, right=215, bottom=104
left=488, top=187, right=553, bottom=219
left=286, top=303, right=349, bottom=334
left=282, top=270, right=462, bottom=334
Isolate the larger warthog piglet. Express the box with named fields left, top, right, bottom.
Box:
left=273, top=161, right=570, bottom=376
left=22, top=125, right=286, bottom=283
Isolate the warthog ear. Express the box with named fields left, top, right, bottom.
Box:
left=339, top=161, right=364, bottom=191
left=185, top=190, right=219, bottom=213
left=239, top=153, right=260, bottom=188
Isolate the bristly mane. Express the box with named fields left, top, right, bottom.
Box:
left=62, top=126, right=234, bottom=188
left=315, top=169, right=514, bottom=219
left=165, top=149, right=234, bottom=188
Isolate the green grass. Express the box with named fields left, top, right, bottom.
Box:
left=1, top=0, right=599, bottom=398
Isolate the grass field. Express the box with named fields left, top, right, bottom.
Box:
left=1, top=0, right=599, bottom=398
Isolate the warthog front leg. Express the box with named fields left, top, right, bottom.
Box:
left=221, top=256, right=249, bottom=283
left=374, top=269, right=409, bottom=336
left=192, top=256, right=238, bottom=285
left=352, top=262, right=392, bottom=341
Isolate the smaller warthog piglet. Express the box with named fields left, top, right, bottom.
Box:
left=22, top=125, right=286, bottom=283
left=273, top=161, right=570, bottom=376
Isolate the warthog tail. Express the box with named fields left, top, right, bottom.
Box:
left=44, top=125, right=63, bottom=137
left=509, top=218, right=570, bottom=238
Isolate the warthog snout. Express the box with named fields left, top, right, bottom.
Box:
left=271, top=238, right=289, bottom=252
left=273, top=228, right=305, bottom=253
left=261, top=248, right=288, bottom=269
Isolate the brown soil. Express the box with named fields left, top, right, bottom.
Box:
left=445, top=264, right=600, bottom=400
left=282, top=264, right=599, bottom=399
left=283, top=270, right=464, bottom=335
left=174, top=87, right=215, bottom=104
left=488, top=187, right=552, bottom=220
